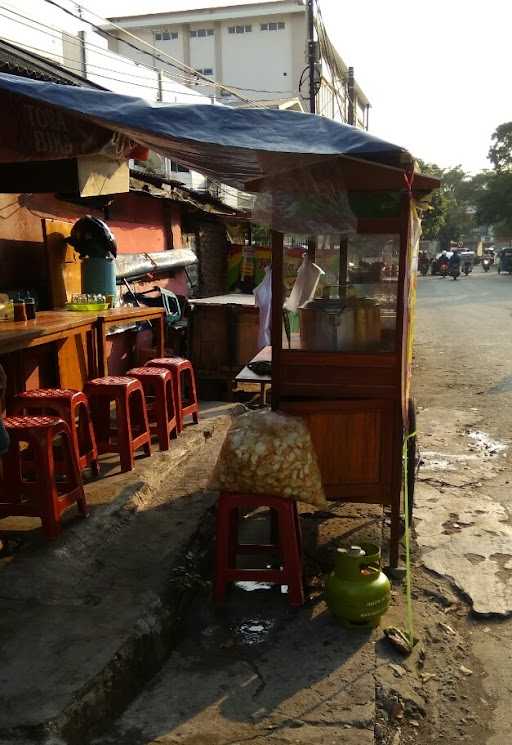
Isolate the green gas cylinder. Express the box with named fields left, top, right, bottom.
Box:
left=326, top=543, right=391, bottom=628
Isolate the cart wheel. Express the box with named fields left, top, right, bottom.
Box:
left=406, top=398, right=417, bottom=527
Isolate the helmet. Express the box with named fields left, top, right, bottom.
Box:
left=68, top=216, right=117, bottom=259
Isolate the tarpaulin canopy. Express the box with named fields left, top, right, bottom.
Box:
left=0, top=72, right=438, bottom=194
left=0, top=72, right=440, bottom=233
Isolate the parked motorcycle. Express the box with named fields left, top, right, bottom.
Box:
left=482, top=257, right=491, bottom=272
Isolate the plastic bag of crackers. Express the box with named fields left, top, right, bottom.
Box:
left=211, top=410, right=327, bottom=508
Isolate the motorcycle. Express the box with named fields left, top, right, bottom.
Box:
left=450, top=266, right=460, bottom=280
left=463, top=260, right=473, bottom=276
left=482, top=257, right=491, bottom=272
left=439, top=260, right=449, bottom=278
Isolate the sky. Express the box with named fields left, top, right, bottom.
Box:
left=79, top=0, right=511, bottom=173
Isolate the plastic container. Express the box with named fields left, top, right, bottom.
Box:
left=65, top=303, right=109, bottom=312
left=82, top=257, right=116, bottom=298
left=13, top=300, right=27, bottom=322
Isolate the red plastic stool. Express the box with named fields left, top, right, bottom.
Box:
left=145, top=358, right=199, bottom=433
left=214, top=492, right=304, bottom=607
left=0, top=416, right=88, bottom=540
left=84, top=376, right=151, bottom=473
left=12, top=389, right=98, bottom=476
left=126, top=367, right=178, bottom=451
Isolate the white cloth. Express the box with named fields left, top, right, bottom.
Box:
left=253, top=266, right=272, bottom=350
left=284, top=256, right=324, bottom=313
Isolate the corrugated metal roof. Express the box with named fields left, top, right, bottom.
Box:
left=0, top=38, right=103, bottom=89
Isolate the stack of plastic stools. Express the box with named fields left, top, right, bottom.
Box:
left=0, top=415, right=88, bottom=539
left=145, top=357, right=199, bottom=433
left=12, top=388, right=98, bottom=476
left=126, top=367, right=178, bottom=451
left=84, top=376, right=151, bottom=473
left=214, top=492, right=304, bottom=607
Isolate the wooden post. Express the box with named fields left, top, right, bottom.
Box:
left=271, top=230, right=284, bottom=410
left=96, top=316, right=108, bottom=377
left=339, top=237, right=348, bottom=300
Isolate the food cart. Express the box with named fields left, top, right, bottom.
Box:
left=0, top=74, right=440, bottom=564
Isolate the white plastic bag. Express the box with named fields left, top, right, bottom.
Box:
left=212, top=410, right=327, bottom=509
left=253, top=266, right=272, bottom=350
left=284, top=256, right=324, bottom=313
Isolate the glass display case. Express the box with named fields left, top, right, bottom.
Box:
left=283, top=234, right=400, bottom=354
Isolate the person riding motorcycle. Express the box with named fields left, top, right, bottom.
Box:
left=448, top=249, right=461, bottom=279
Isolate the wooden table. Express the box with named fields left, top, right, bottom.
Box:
left=96, top=307, right=165, bottom=377
left=235, top=346, right=271, bottom=406
left=0, top=311, right=98, bottom=394
left=0, top=307, right=165, bottom=396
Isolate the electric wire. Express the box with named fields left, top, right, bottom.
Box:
left=0, top=3, right=300, bottom=96
left=0, top=34, right=215, bottom=98
left=38, top=0, right=268, bottom=107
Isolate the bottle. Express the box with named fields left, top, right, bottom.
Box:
left=25, top=295, right=36, bottom=320
left=13, top=297, right=27, bottom=322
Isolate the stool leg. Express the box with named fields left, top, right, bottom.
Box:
left=77, top=400, right=99, bottom=477
left=172, top=372, right=183, bottom=433
left=188, top=368, right=199, bottom=425
left=166, top=379, right=178, bottom=440
left=214, top=495, right=231, bottom=604
left=117, top=392, right=135, bottom=473
left=137, top=388, right=152, bottom=458
left=278, top=501, right=304, bottom=607
left=39, top=430, right=62, bottom=540
left=154, top=381, right=170, bottom=451
left=229, top=506, right=238, bottom=568
left=90, top=395, right=111, bottom=453
left=61, top=428, right=88, bottom=518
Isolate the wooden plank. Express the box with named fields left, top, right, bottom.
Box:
left=43, top=219, right=82, bottom=307
left=281, top=398, right=395, bottom=502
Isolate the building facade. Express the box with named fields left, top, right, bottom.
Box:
left=106, top=0, right=370, bottom=126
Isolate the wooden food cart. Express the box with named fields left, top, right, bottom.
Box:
left=268, top=164, right=439, bottom=566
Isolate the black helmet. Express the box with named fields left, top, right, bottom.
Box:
left=68, top=216, right=117, bottom=259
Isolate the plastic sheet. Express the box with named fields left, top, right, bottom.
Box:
left=211, top=410, right=327, bottom=509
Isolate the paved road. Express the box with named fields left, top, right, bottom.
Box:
left=414, top=266, right=512, bottom=744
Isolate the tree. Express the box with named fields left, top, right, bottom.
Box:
left=471, top=123, right=512, bottom=237
left=417, top=162, right=480, bottom=248
left=475, top=173, right=512, bottom=237
left=489, top=122, right=512, bottom=173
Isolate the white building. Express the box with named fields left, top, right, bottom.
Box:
left=105, top=0, right=370, bottom=126
left=0, top=0, right=213, bottom=188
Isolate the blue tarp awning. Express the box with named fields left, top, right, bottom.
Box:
left=0, top=72, right=439, bottom=195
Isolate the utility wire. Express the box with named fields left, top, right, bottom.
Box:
left=39, top=0, right=267, bottom=107
left=0, top=3, right=299, bottom=96
left=0, top=35, right=214, bottom=97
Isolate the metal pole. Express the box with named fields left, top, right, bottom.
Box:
left=347, top=66, right=355, bottom=125
left=78, top=30, right=87, bottom=78
left=307, top=0, right=316, bottom=114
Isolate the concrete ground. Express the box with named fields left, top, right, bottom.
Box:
left=0, top=403, right=241, bottom=743
left=412, top=267, right=512, bottom=744
left=5, top=268, right=512, bottom=745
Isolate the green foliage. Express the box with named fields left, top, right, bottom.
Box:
left=417, top=161, right=481, bottom=248
left=475, top=173, right=512, bottom=237
left=489, top=122, right=512, bottom=173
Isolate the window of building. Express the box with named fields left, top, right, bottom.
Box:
left=195, top=68, right=214, bottom=76
left=191, top=28, right=214, bottom=38
left=260, top=21, right=285, bottom=31
left=229, top=24, right=252, bottom=33
left=155, top=30, right=178, bottom=41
